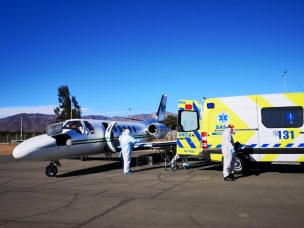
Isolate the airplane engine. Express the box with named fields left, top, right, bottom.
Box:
left=147, top=123, right=170, bottom=138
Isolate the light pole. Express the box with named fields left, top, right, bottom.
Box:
left=283, top=71, right=287, bottom=93
left=20, top=115, right=23, bottom=140
left=128, top=108, right=131, bottom=122
left=70, top=96, right=73, bottom=119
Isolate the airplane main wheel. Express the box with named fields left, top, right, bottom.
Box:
left=45, top=164, right=58, bottom=177
left=80, top=156, right=88, bottom=161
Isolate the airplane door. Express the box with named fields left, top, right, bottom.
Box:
left=105, top=121, right=119, bottom=152
left=176, top=100, right=201, bottom=156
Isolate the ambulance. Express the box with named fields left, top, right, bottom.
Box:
left=176, top=93, right=304, bottom=173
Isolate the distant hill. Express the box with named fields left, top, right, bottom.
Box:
left=0, top=112, right=176, bottom=133
left=0, top=114, right=56, bottom=133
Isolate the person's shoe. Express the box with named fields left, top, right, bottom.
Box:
left=224, top=176, right=234, bottom=181
left=229, top=173, right=235, bottom=180
left=124, top=171, right=132, bottom=175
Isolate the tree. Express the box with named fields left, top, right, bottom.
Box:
left=54, top=85, right=82, bottom=122
left=164, top=114, right=177, bottom=130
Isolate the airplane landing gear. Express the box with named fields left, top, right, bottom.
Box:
left=45, top=160, right=61, bottom=177
left=80, top=155, right=89, bottom=161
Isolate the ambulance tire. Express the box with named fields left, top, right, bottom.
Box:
left=234, top=157, right=244, bottom=174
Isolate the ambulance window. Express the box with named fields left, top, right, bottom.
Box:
left=178, top=110, right=199, bottom=132
left=262, top=106, right=303, bottom=128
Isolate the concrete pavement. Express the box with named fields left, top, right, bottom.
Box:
left=1, top=151, right=304, bottom=227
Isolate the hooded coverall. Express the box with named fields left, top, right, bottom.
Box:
left=221, top=127, right=236, bottom=178
left=119, top=129, right=136, bottom=174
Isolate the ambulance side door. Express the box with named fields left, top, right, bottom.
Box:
left=257, top=96, right=304, bottom=162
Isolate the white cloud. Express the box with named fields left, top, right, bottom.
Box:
left=0, top=105, right=56, bottom=118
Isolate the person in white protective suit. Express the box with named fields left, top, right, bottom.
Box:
left=222, top=124, right=236, bottom=181
left=119, top=129, right=136, bottom=175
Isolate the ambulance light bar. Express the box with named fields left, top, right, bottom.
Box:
left=185, top=104, right=192, bottom=110
left=207, top=103, right=215, bottom=109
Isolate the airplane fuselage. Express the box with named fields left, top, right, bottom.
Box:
left=13, top=118, right=169, bottom=161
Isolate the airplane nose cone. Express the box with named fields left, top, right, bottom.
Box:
left=12, top=143, right=25, bottom=160
left=12, top=134, right=56, bottom=160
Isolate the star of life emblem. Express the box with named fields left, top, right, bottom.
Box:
left=217, top=112, right=229, bottom=124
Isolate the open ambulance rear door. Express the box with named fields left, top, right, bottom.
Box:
left=176, top=100, right=202, bottom=156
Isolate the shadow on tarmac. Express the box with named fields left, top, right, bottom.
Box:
left=58, top=155, right=304, bottom=178
left=196, top=161, right=304, bottom=179
left=57, top=161, right=123, bottom=178
left=57, top=155, right=165, bottom=177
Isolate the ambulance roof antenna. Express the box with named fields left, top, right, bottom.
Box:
left=283, top=71, right=287, bottom=93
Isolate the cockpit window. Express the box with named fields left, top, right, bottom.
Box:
left=64, top=121, right=84, bottom=134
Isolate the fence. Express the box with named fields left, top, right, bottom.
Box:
left=0, top=132, right=43, bottom=144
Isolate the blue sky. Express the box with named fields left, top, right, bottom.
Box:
left=1, top=0, right=304, bottom=118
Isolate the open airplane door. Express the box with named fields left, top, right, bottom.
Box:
left=105, top=121, right=120, bottom=152
left=176, top=100, right=202, bottom=156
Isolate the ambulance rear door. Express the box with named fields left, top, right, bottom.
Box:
left=176, top=100, right=201, bottom=156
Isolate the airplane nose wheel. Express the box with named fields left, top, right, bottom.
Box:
left=45, top=164, right=58, bottom=177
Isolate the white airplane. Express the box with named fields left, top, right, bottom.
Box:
left=13, top=94, right=175, bottom=177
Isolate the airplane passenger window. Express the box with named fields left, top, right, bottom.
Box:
left=132, top=126, right=136, bottom=132
left=118, top=126, right=123, bottom=132
left=84, top=121, right=95, bottom=133
left=128, top=126, right=132, bottom=132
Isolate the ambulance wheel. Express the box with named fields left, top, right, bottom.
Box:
left=234, top=157, right=244, bottom=174
left=45, top=164, right=58, bottom=177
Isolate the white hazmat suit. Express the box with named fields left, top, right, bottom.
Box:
left=119, top=129, right=136, bottom=174
left=221, top=126, right=236, bottom=178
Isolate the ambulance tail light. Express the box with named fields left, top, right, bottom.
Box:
left=201, top=132, right=208, bottom=149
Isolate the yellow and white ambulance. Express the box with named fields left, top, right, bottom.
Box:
left=176, top=93, right=304, bottom=172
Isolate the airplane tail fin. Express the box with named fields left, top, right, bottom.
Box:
left=156, top=94, right=167, bottom=122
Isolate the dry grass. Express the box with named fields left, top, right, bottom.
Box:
left=0, top=144, right=16, bottom=156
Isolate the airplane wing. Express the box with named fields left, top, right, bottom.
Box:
left=133, top=140, right=176, bottom=149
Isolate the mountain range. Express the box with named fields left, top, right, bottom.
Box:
left=0, top=113, right=174, bottom=133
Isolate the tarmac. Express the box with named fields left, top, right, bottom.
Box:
left=1, top=151, right=304, bottom=228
